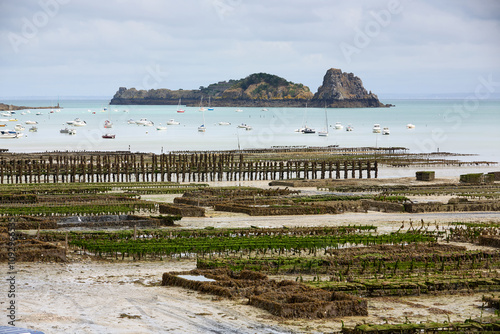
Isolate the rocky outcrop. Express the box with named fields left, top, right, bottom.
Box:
left=309, top=68, right=389, bottom=108
left=110, top=68, right=390, bottom=108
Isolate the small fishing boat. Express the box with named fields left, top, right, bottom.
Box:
left=235, top=109, right=243, bottom=112
left=127, top=119, right=136, bottom=124
left=29, top=126, right=38, bottom=132
left=36, top=112, right=43, bottom=115
left=406, top=123, right=415, bottom=129
left=372, top=124, right=381, bottom=133
left=261, top=108, right=268, bottom=111
left=156, top=124, right=168, bottom=130
left=102, top=134, right=115, bottom=139
left=237, top=123, right=252, bottom=130
left=14, top=124, right=25, bottom=131
left=334, top=122, right=343, bottom=130
left=1, top=112, right=12, bottom=117
left=167, top=119, right=180, bottom=125
left=104, top=120, right=113, bottom=128
left=346, top=124, right=354, bottom=132
left=382, top=127, right=390, bottom=135
left=25, top=120, right=38, bottom=125
left=218, top=121, right=231, bottom=126
left=0, top=124, right=6, bottom=127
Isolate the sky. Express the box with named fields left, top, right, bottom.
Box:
left=1, top=0, right=500, bottom=99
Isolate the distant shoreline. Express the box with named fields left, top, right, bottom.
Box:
left=0, top=102, right=62, bottom=111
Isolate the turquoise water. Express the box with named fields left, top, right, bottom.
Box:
left=1, top=99, right=499, bottom=162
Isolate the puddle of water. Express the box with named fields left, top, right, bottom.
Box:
left=177, top=275, right=216, bottom=282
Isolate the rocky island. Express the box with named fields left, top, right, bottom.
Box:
left=110, top=68, right=390, bottom=108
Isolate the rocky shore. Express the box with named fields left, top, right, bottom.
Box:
left=110, top=68, right=391, bottom=108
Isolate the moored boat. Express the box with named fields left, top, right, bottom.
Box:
left=0, top=130, right=21, bottom=138
left=302, top=126, right=315, bottom=134
left=372, top=124, right=381, bottom=133
left=237, top=123, right=252, bottom=130
left=102, top=133, right=115, bottom=139
left=382, top=127, right=390, bottom=135
left=167, top=119, right=180, bottom=125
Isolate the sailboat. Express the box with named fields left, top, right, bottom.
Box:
left=198, top=107, right=206, bottom=132
left=199, top=96, right=206, bottom=112
left=318, top=106, right=329, bottom=137
left=207, top=96, right=214, bottom=111
left=177, top=99, right=185, bottom=113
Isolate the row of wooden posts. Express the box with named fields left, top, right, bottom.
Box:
left=0, top=153, right=378, bottom=184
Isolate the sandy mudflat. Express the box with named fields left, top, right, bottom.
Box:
left=7, top=169, right=500, bottom=333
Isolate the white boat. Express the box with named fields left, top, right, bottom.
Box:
left=14, top=124, right=25, bottom=131
left=73, top=118, right=87, bottom=127
left=334, top=122, right=343, bottom=130
left=382, top=127, right=390, bottom=135
left=29, top=126, right=38, bottom=132
left=318, top=107, right=329, bottom=137
left=36, top=112, right=43, bottom=115
left=346, top=124, right=354, bottom=132
left=0, top=130, right=21, bottom=139
left=104, top=120, right=113, bottom=128
left=372, top=124, right=381, bottom=133
left=21, top=112, right=26, bottom=115
left=237, top=123, right=252, bottom=130
left=218, top=121, right=231, bottom=126
left=198, top=108, right=206, bottom=132
left=127, top=119, right=136, bottom=124
left=167, top=119, right=180, bottom=125
left=177, top=99, right=185, bottom=113
left=235, top=109, right=243, bottom=112
left=136, top=118, right=154, bottom=126
left=25, top=120, right=38, bottom=125
left=1, top=112, right=12, bottom=117
left=156, top=124, right=168, bottom=130
left=406, top=123, right=415, bottom=129
left=261, top=108, right=268, bottom=111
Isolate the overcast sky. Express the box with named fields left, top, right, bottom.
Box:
left=1, top=0, right=499, bottom=99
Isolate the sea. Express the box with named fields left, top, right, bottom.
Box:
left=1, top=99, right=499, bottom=167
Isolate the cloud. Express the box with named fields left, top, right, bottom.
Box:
left=0, top=0, right=499, bottom=97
